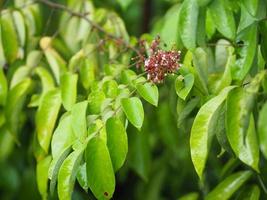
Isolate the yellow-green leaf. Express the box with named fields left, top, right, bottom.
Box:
left=206, top=171, right=252, bottom=200
left=121, top=97, right=144, bottom=129
left=0, top=11, right=19, bottom=63
left=190, top=86, right=235, bottom=179
left=71, top=101, right=88, bottom=141
left=60, top=72, right=78, bottom=111
left=58, top=147, right=84, bottom=200
left=175, top=74, right=194, bottom=100
left=226, top=88, right=259, bottom=171
left=136, top=82, right=159, bottom=106
left=36, top=89, right=61, bottom=153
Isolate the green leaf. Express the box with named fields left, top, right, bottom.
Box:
left=5, top=78, right=32, bottom=134
left=128, top=128, right=150, bottom=181
left=205, top=171, right=253, bottom=200
left=121, top=69, right=137, bottom=86
left=226, top=88, right=259, bottom=171
left=48, top=147, right=72, bottom=195
left=26, top=50, right=42, bottom=68
left=80, top=57, right=96, bottom=90
left=88, top=90, right=106, bottom=114
left=178, top=192, right=199, bottom=200
left=71, top=101, right=88, bottom=141
left=215, top=104, right=234, bottom=155
left=232, top=24, right=257, bottom=81
left=60, top=14, right=80, bottom=52
left=197, top=0, right=212, bottom=6
left=58, top=147, right=84, bottom=200
left=242, top=0, right=259, bottom=16
left=136, top=82, right=159, bottom=106
left=103, top=80, right=118, bottom=98
left=260, top=21, right=267, bottom=62
left=209, top=0, right=236, bottom=40
left=12, top=10, right=26, bottom=47
left=85, top=137, right=115, bottom=200
left=178, top=97, right=199, bottom=127
left=192, top=48, right=209, bottom=95
left=106, top=117, right=128, bottom=172
left=0, top=68, right=7, bottom=106
left=205, top=9, right=216, bottom=39
left=175, top=74, right=194, bottom=100
left=68, top=50, right=84, bottom=72
left=28, top=66, right=55, bottom=108
left=77, top=1, right=94, bottom=43
left=178, top=0, right=199, bottom=50
left=116, top=0, right=132, bottom=10
left=60, top=72, right=78, bottom=111
left=214, top=46, right=235, bottom=94
left=36, top=156, right=52, bottom=200
left=121, top=97, right=144, bottom=129
left=10, top=66, right=31, bottom=89
left=160, top=4, right=183, bottom=49
left=34, top=67, right=55, bottom=93
left=237, top=5, right=256, bottom=34
left=43, top=47, right=67, bottom=84
left=77, top=163, right=88, bottom=191
left=190, top=86, right=235, bottom=179
left=36, top=89, right=61, bottom=153
left=88, top=119, right=107, bottom=144
left=236, top=185, right=260, bottom=200
left=51, top=113, right=74, bottom=159
left=0, top=11, right=19, bottom=63
left=258, top=102, right=267, bottom=159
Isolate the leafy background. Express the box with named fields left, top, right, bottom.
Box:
left=1, top=0, right=267, bottom=200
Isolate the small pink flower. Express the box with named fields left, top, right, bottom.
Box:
left=144, top=37, right=181, bottom=83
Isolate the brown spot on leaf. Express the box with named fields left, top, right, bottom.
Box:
left=104, top=192, right=108, bottom=196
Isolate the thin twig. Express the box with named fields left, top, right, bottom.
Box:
left=37, top=0, right=140, bottom=54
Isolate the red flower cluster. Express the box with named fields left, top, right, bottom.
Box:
left=134, top=36, right=181, bottom=83
left=144, top=36, right=181, bottom=83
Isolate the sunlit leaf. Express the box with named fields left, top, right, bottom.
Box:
left=190, top=86, right=235, bottom=179
left=0, top=11, right=19, bottom=63
left=136, top=82, right=159, bottom=106
left=71, top=101, right=88, bottom=141
left=36, top=89, right=61, bottom=153
left=60, top=72, right=78, bottom=111
left=58, top=147, right=84, bottom=200
left=206, top=171, right=252, bottom=200
left=51, top=113, right=74, bottom=159
left=226, top=88, right=259, bottom=171
left=175, top=74, right=194, bottom=100
left=121, top=97, right=144, bottom=129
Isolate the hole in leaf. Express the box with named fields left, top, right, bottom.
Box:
left=104, top=192, right=108, bottom=196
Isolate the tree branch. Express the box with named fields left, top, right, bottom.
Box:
left=37, top=0, right=139, bottom=54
